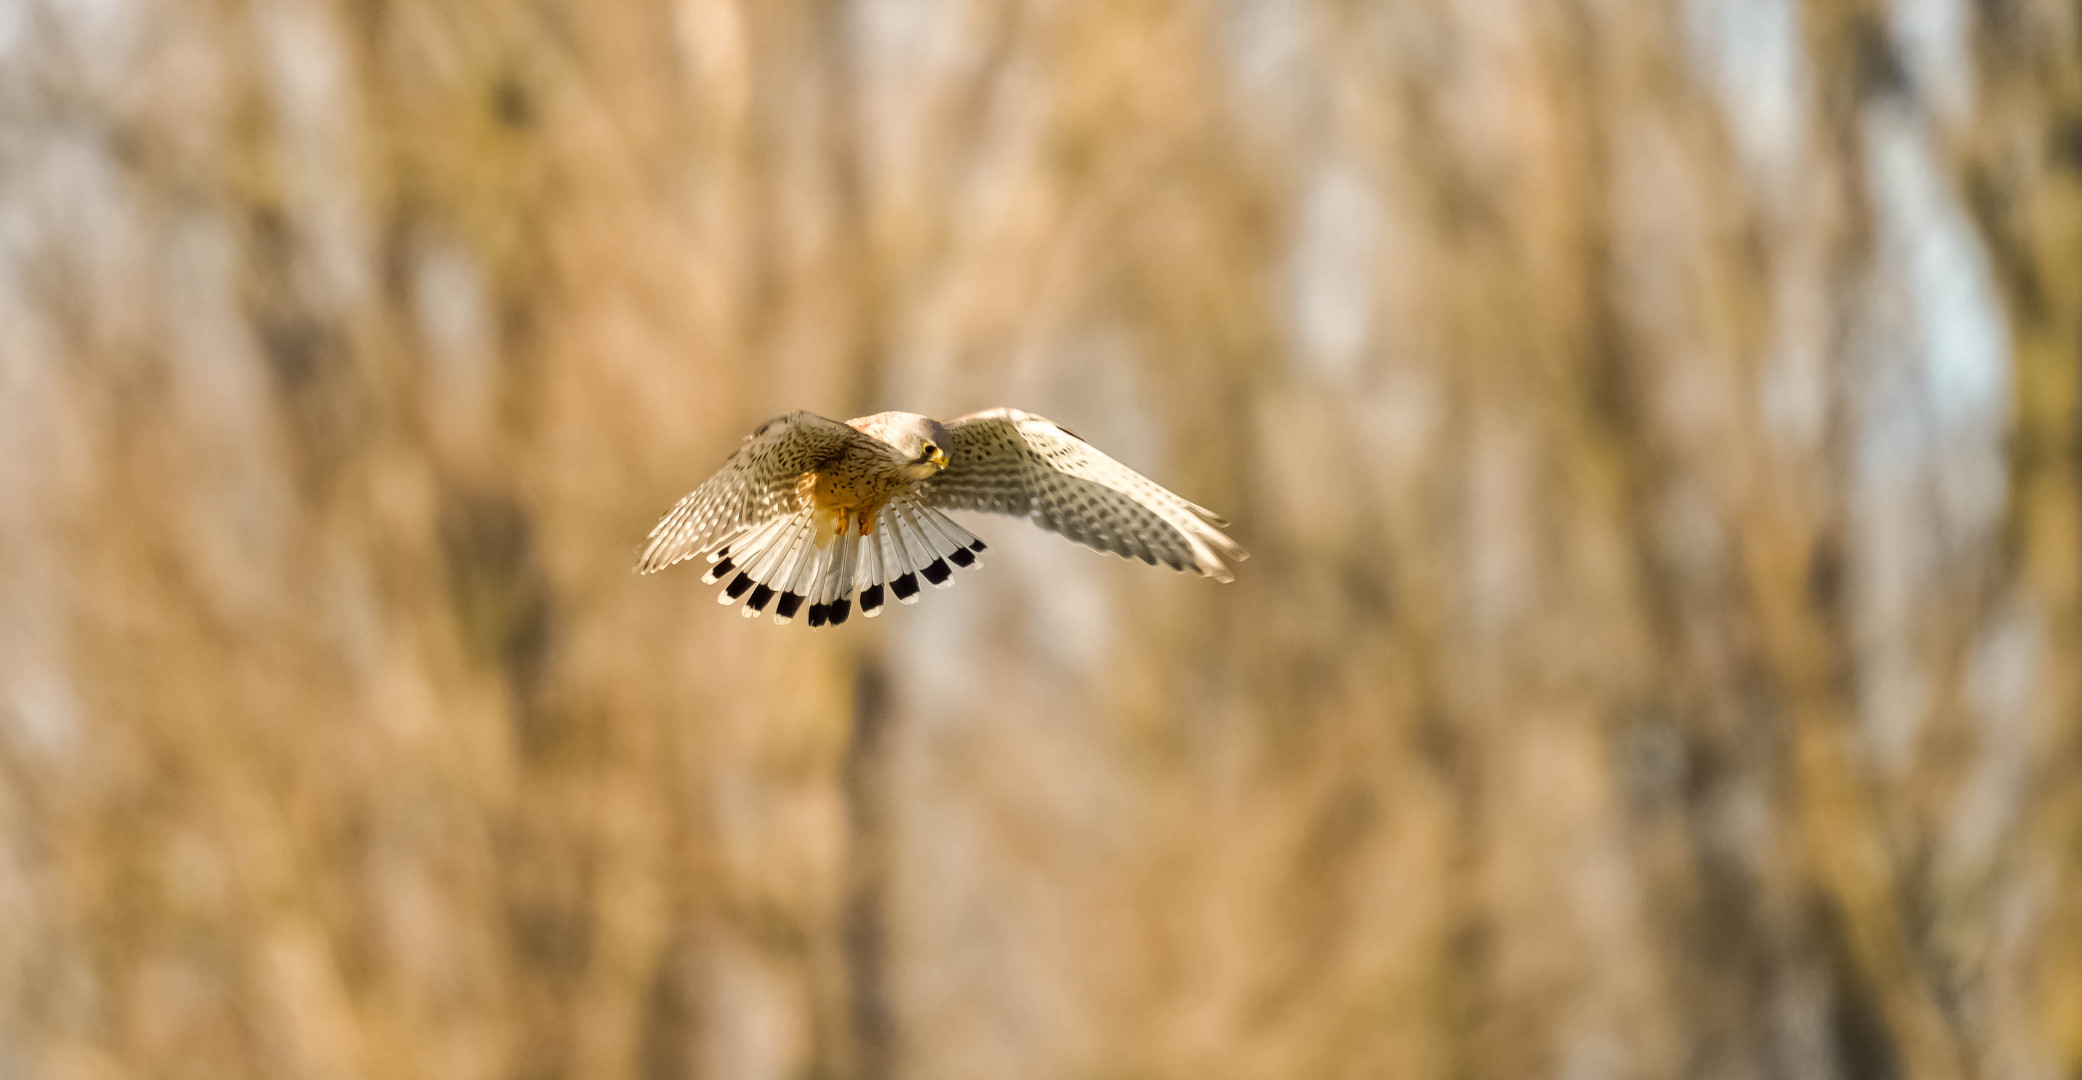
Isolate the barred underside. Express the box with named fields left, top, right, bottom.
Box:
left=926, top=409, right=1246, bottom=582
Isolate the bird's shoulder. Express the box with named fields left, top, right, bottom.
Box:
left=945, top=408, right=1086, bottom=440
left=734, top=411, right=890, bottom=464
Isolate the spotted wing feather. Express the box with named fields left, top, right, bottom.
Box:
left=635, top=411, right=880, bottom=574
left=924, top=408, right=1246, bottom=581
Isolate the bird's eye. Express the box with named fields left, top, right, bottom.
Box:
left=918, top=442, right=939, bottom=461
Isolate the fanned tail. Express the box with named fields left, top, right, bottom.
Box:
left=772, top=520, right=825, bottom=624
left=698, top=499, right=989, bottom=627
left=880, top=497, right=987, bottom=601
left=908, top=500, right=989, bottom=572
left=858, top=525, right=896, bottom=618
left=701, top=517, right=787, bottom=585
left=832, top=529, right=859, bottom=624
left=700, top=512, right=818, bottom=622
left=808, top=527, right=859, bottom=628
left=708, top=514, right=797, bottom=612
left=749, top=517, right=813, bottom=620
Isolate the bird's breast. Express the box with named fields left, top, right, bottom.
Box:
left=799, top=464, right=891, bottom=510
left=796, top=459, right=908, bottom=541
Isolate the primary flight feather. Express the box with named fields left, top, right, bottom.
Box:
left=637, top=408, right=1246, bottom=626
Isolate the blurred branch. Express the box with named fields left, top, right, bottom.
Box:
left=1741, top=495, right=1970, bottom=1080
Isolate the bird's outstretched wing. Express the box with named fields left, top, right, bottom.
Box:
left=636, top=411, right=885, bottom=574
left=924, top=408, right=1247, bottom=581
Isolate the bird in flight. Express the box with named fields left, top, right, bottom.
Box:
left=637, top=409, right=1245, bottom=626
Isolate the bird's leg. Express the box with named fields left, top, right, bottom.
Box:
left=855, top=507, right=878, bottom=537
left=798, top=470, right=855, bottom=548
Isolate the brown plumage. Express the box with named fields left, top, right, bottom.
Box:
left=637, top=409, right=1246, bottom=626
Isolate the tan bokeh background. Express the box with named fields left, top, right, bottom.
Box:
left=3, top=1, right=2080, bottom=1077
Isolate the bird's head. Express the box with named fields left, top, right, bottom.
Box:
left=884, top=414, right=951, bottom=479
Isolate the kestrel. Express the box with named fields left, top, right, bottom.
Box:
left=637, top=409, right=1246, bottom=626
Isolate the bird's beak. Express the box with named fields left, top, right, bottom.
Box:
left=930, top=446, right=949, bottom=470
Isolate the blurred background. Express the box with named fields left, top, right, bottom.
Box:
left=1, top=0, right=2079, bottom=1077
